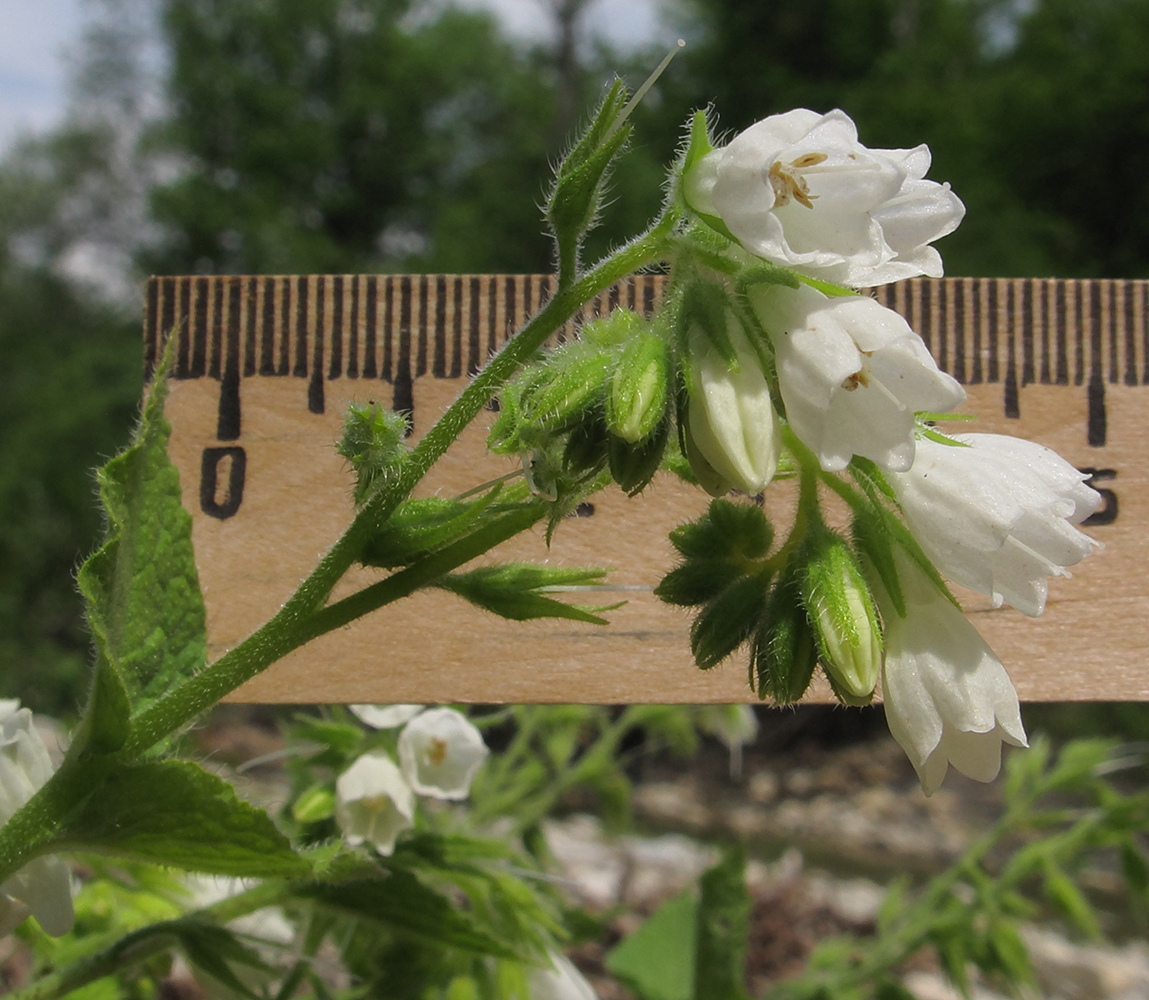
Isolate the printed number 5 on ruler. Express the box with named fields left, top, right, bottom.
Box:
left=146, top=274, right=1144, bottom=704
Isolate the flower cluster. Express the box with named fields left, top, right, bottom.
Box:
left=668, top=108, right=1100, bottom=793
left=335, top=705, right=489, bottom=854
left=497, top=106, right=1101, bottom=794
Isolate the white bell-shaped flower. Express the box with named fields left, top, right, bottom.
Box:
left=751, top=283, right=964, bottom=472
left=684, top=108, right=965, bottom=287
left=890, top=434, right=1101, bottom=617
left=348, top=704, right=424, bottom=729
left=398, top=708, right=489, bottom=801
left=0, top=702, right=73, bottom=937
left=881, top=553, right=1027, bottom=795
left=335, top=753, right=415, bottom=855
left=686, top=315, right=782, bottom=495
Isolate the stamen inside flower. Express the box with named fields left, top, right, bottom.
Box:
left=426, top=737, right=449, bottom=767
left=768, top=153, right=826, bottom=209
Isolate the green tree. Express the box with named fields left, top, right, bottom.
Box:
left=146, top=0, right=562, bottom=275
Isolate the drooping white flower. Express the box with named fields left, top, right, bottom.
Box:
left=348, top=704, right=424, bottom=730
left=397, top=708, right=489, bottom=801
left=684, top=108, right=965, bottom=287
left=880, top=552, right=1027, bottom=796
left=525, top=951, right=599, bottom=1000
left=335, top=753, right=415, bottom=855
left=750, top=283, right=964, bottom=472
left=686, top=314, right=781, bottom=494
left=0, top=702, right=73, bottom=937
left=890, top=434, right=1101, bottom=617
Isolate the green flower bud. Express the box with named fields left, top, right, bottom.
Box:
left=521, top=342, right=612, bottom=434
left=606, top=332, right=670, bottom=444
left=582, top=308, right=646, bottom=350
left=800, top=530, right=882, bottom=705
left=336, top=401, right=409, bottom=505
left=753, top=567, right=818, bottom=705
left=608, top=415, right=669, bottom=496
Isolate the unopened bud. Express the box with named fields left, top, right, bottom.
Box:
left=521, top=343, right=612, bottom=434
left=606, top=331, right=670, bottom=444
left=686, top=316, right=780, bottom=495
left=337, top=401, right=409, bottom=505
left=801, top=531, right=882, bottom=705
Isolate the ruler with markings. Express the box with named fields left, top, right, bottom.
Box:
left=145, top=275, right=1145, bottom=704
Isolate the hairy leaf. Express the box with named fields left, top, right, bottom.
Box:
left=77, top=364, right=207, bottom=728
left=296, top=872, right=526, bottom=960
left=56, top=761, right=309, bottom=877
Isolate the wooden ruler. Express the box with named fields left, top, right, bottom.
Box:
left=145, top=275, right=1145, bottom=703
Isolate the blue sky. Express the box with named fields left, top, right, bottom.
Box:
left=0, top=0, right=673, bottom=153
left=0, top=0, right=85, bottom=150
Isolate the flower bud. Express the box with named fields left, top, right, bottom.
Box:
left=753, top=568, right=818, bottom=705
left=606, top=331, right=670, bottom=444
left=800, top=531, right=882, bottom=705
left=521, top=342, right=612, bottom=434
left=686, top=315, right=781, bottom=495
left=336, top=401, right=409, bottom=505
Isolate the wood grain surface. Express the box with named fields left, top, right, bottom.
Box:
left=146, top=275, right=1145, bottom=704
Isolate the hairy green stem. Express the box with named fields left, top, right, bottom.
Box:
left=123, top=221, right=674, bottom=757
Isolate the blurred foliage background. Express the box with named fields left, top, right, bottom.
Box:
left=2, top=0, right=1148, bottom=717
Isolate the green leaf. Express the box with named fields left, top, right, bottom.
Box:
left=655, top=560, right=736, bottom=608
left=176, top=919, right=272, bottom=1000
left=669, top=500, right=772, bottom=562
left=56, top=761, right=309, bottom=877
left=753, top=568, right=818, bottom=705
left=76, top=362, right=207, bottom=726
left=682, top=109, right=713, bottom=176
left=1120, top=838, right=1149, bottom=898
left=297, top=872, right=526, bottom=960
left=1044, top=739, right=1113, bottom=792
left=439, top=563, right=615, bottom=625
left=359, top=488, right=513, bottom=569
left=986, top=919, right=1031, bottom=985
left=605, top=888, right=697, bottom=1000
left=694, top=845, right=749, bottom=1000
left=1044, top=864, right=1101, bottom=938
left=691, top=573, right=769, bottom=670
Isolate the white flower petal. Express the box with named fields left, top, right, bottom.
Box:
left=335, top=753, right=416, bottom=855
left=688, top=107, right=965, bottom=286
left=526, top=953, right=599, bottom=1000
left=0, top=704, right=73, bottom=937
left=752, top=285, right=962, bottom=472
left=880, top=555, right=1027, bottom=796
left=890, top=434, right=1101, bottom=616
left=398, top=708, right=489, bottom=801
left=349, top=704, right=424, bottom=729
